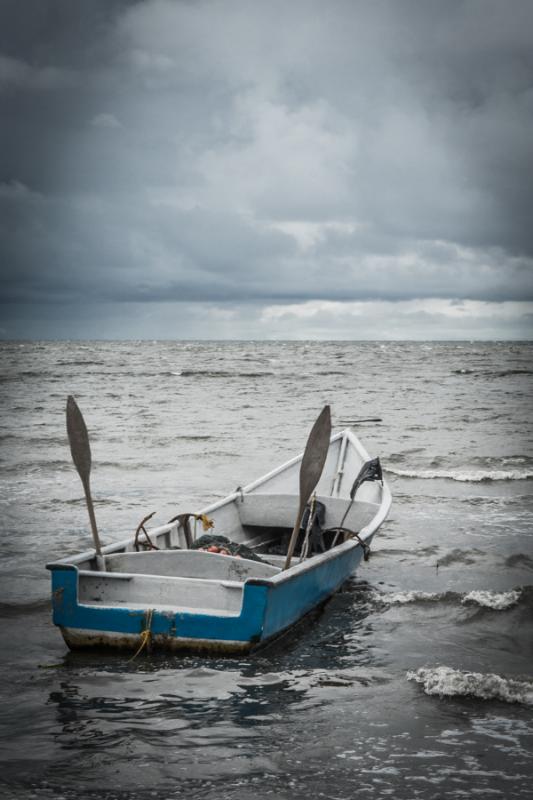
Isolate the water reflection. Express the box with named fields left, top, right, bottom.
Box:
left=39, top=577, right=381, bottom=795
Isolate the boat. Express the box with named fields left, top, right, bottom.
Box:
left=47, top=402, right=391, bottom=654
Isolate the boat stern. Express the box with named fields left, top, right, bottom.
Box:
left=46, top=562, right=271, bottom=654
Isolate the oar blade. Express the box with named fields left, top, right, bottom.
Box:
left=283, top=404, right=332, bottom=570
left=66, top=395, right=103, bottom=560
left=66, top=395, right=92, bottom=480
left=299, top=404, right=332, bottom=506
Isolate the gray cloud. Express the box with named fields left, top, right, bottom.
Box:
left=0, top=0, right=532, bottom=338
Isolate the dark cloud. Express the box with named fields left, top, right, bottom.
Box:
left=0, top=0, right=532, bottom=337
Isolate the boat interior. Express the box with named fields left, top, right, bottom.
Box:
left=52, top=431, right=387, bottom=613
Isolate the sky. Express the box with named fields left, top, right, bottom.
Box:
left=1, top=0, right=532, bottom=340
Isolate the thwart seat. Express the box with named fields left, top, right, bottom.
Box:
left=103, top=549, right=280, bottom=582
left=237, top=493, right=379, bottom=532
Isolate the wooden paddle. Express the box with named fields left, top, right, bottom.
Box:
left=283, top=405, right=332, bottom=570
left=66, top=395, right=103, bottom=562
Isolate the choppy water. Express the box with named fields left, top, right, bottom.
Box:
left=0, top=340, right=532, bottom=800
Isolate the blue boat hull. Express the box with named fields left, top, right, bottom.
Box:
left=50, top=540, right=366, bottom=654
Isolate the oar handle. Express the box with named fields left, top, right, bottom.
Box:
left=283, top=501, right=305, bottom=570
left=81, top=475, right=102, bottom=556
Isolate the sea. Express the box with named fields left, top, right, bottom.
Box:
left=0, top=340, right=532, bottom=800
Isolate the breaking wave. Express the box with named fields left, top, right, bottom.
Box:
left=383, top=590, right=452, bottom=604
left=381, top=588, right=522, bottom=610
left=386, top=467, right=533, bottom=482
left=462, top=590, right=521, bottom=609
left=407, top=666, right=533, bottom=706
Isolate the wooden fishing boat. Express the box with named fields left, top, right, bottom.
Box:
left=47, top=403, right=391, bottom=654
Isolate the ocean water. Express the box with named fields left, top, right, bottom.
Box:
left=0, top=340, right=532, bottom=800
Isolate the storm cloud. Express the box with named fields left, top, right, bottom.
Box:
left=1, top=0, right=532, bottom=338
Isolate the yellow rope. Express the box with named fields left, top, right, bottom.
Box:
left=195, top=513, right=214, bottom=531
left=129, top=608, right=154, bottom=661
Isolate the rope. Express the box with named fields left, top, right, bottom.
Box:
left=128, top=608, right=154, bottom=661
left=339, top=498, right=354, bottom=531
left=196, top=514, right=214, bottom=531
left=192, top=513, right=214, bottom=542
left=323, top=527, right=371, bottom=560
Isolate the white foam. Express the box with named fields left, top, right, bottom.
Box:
left=407, top=666, right=533, bottom=706
left=386, top=467, right=533, bottom=482
left=383, top=591, right=442, bottom=604
left=381, top=588, right=521, bottom=610
left=462, top=590, right=521, bottom=610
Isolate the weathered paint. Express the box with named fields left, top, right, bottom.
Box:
left=259, top=544, right=364, bottom=640
left=51, top=565, right=269, bottom=649
left=61, top=628, right=256, bottom=654
left=49, top=539, right=368, bottom=653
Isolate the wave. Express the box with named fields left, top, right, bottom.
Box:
left=56, top=360, right=104, bottom=367
left=381, top=588, right=522, bottom=610
left=407, top=666, right=533, bottom=706
left=494, top=369, right=533, bottom=377
left=0, top=598, right=50, bottom=618
left=462, top=590, right=521, bottom=610
left=2, top=459, right=72, bottom=474
left=506, top=553, right=533, bottom=570
left=386, top=467, right=533, bottom=482
left=25, top=436, right=68, bottom=447
left=452, top=368, right=533, bottom=378
left=46, top=496, right=121, bottom=507
left=174, top=434, right=213, bottom=441
left=382, top=590, right=454, bottom=604
left=179, top=369, right=274, bottom=378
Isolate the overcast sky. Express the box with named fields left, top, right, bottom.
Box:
left=1, top=0, right=532, bottom=339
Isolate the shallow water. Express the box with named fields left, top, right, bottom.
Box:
left=0, top=340, right=532, bottom=799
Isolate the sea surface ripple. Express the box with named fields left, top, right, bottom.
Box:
left=0, top=340, right=532, bottom=799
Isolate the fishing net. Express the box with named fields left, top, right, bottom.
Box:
left=190, top=534, right=266, bottom=563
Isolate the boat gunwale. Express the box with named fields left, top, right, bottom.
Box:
left=50, top=532, right=380, bottom=592
left=46, top=429, right=390, bottom=573
left=55, top=537, right=371, bottom=630
left=76, top=568, right=244, bottom=589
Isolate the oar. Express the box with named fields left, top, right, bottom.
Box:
left=66, top=395, right=104, bottom=566
left=283, top=405, right=332, bottom=570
